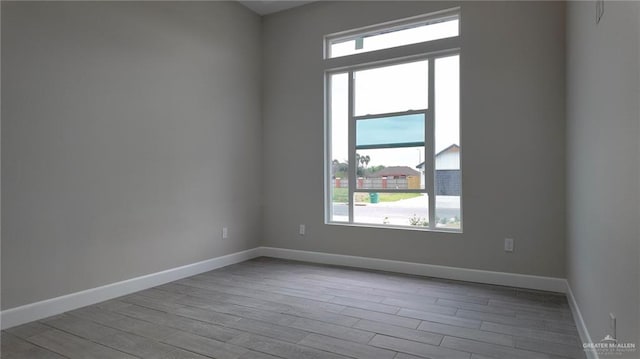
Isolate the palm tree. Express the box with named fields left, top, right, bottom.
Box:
left=359, top=155, right=370, bottom=176
left=362, top=155, right=370, bottom=168
left=355, top=153, right=372, bottom=177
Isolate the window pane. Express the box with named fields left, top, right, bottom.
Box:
left=329, top=73, right=349, bottom=222
left=331, top=187, right=350, bottom=222
left=434, top=55, right=459, bottom=154
left=356, top=114, right=425, bottom=149
left=434, top=55, right=461, bottom=230
left=354, top=60, right=428, bottom=116
left=355, top=147, right=425, bottom=190
left=435, top=195, right=461, bottom=230
left=329, top=17, right=459, bottom=59
left=354, top=193, right=429, bottom=227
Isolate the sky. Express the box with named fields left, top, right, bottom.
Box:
left=328, top=18, right=460, bottom=169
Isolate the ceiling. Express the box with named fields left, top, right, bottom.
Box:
left=238, top=0, right=316, bottom=15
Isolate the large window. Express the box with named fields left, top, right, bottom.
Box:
left=325, top=10, right=461, bottom=231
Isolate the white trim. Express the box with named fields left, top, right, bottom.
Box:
left=259, top=247, right=567, bottom=293
left=0, top=248, right=261, bottom=330
left=426, top=56, right=436, bottom=229
left=566, top=282, right=599, bottom=359
left=347, top=69, right=355, bottom=223
left=1, top=243, right=592, bottom=357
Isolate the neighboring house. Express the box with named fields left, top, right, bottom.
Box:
left=370, top=166, right=421, bottom=178
left=367, top=166, right=421, bottom=189
left=416, top=144, right=461, bottom=195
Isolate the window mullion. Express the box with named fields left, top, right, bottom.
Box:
left=427, top=59, right=436, bottom=229
left=347, top=71, right=356, bottom=223
left=353, top=109, right=426, bottom=121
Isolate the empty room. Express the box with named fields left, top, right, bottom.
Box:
left=1, top=1, right=639, bottom=358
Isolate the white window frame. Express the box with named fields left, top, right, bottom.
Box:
left=323, top=8, right=462, bottom=232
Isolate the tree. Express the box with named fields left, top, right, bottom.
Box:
left=331, top=159, right=340, bottom=177
left=334, top=154, right=372, bottom=178
left=360, top=155, right=370, bottom=168
left=355, top=153, right=371, bottom=177
left=332, top=159, right=348, bottom=178
left=367, top=165, right=386, bottom=176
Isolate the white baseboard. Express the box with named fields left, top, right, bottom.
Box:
left=566, top=282, right=598, bottom=359
left=259, top=247, right=567, bottom=293
left=1, top=243, right=585, bottom=347
left=0, top=247, right=262, bottom=330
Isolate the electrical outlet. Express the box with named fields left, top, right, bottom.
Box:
left=610, top=313, right=616, bottom=338
left=299, top=224, right=306, bottom=236
left=504, top=238, right=514, bottom=252
left=222, top=227, right=228, bottom=239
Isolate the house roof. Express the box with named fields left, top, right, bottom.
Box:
left=370, top=166, right=420, bottom=177
left=415, top=144, right=459, bottom=168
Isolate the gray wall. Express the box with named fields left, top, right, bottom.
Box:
left=566, top=1, right=640, bottom=351
left=1, top=1, right=262, bottom=309
left=261, top=1, right=566, bottom=277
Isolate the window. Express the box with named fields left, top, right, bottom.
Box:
left=325, top=10, right=461, bottom=231
left=325, top=10, right=459, bottom=59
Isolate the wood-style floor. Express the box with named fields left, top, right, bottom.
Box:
left=1, top=257, right=585, bottom=359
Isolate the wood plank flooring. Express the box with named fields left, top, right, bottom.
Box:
left=1, top=257, right=586, bottom=359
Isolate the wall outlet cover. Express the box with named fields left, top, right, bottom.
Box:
left=504, top=238, right=514, bottom=252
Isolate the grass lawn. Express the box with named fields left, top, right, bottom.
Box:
left=332, top=188, right=350, bottom=202
left=332, top=188, right=421, bottom=203
left=378, top=192, right=421, bottom=202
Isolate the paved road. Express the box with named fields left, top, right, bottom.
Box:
left=332, top=194, right=461, bottom=227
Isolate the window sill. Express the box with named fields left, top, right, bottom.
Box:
left=325, top=221, right=462, bottom=234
